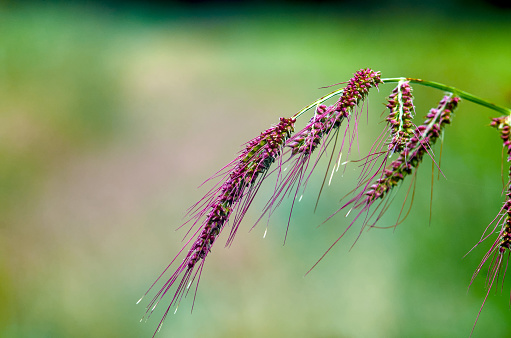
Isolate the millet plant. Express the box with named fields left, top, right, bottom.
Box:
left=138, top=68, right=511, bottom=337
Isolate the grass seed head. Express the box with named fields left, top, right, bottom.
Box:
left=386, top=81, right=415, bottom=153
left=364, top=95, right=458, bottom=205
left=288, top=68, right=382, bottom=156
left=141, top=117, right=295, bottom=336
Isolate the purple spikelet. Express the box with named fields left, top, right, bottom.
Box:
left=259, top=69, right=382, bottom=233
left=306, top=95, right=459, bottom=273
left=386, top=81, right=415, bottom=154
left=364, top=95, right=457, bottom=205
left=351, top=80, right=416, bottom=210
left=139, top=117, right=295, bottom=336
left=468, top=115, right=511, bottom=336
left=288, top=68, right=383, bottom=156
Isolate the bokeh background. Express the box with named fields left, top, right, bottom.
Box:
left=1, top=1, right=511, bottom=337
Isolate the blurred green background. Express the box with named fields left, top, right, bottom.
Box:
left=1, top=1, right=511, bottom=337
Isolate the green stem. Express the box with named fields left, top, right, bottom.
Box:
left=383, top=77, right=511, bottom=116
left=291, top=77, right=511, bottom=121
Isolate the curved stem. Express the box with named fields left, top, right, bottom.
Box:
left=383, top=77, right=511, bottom=116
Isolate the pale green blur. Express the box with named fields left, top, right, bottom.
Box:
left=1, top=2, right=511, bottom=337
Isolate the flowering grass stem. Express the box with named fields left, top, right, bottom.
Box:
left=140, top=68, right=511, bottom=337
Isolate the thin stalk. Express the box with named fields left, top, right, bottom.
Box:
left=383, top=77, right=511, bottom=116
left=292, top=88, right=344, bottom=119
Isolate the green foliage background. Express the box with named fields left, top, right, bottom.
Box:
left=1, top=2, right=511, bottom=337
